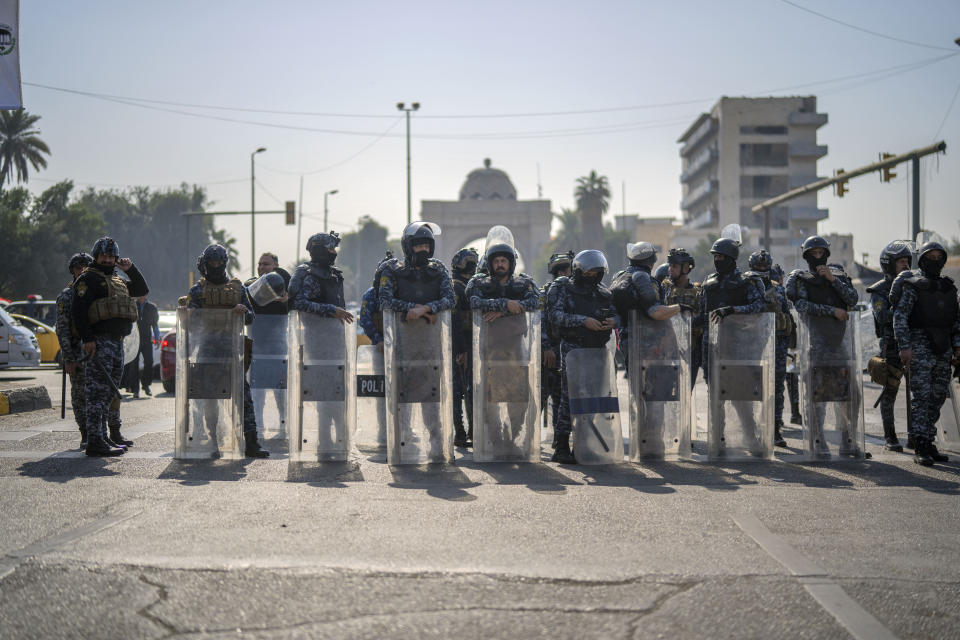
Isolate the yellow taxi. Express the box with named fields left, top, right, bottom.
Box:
left=11, top=314, right=61, bottom=363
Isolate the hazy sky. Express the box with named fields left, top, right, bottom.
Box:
left=21, top=0, right=960, bottom=273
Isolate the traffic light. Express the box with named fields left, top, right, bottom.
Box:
left=285, top=200, right=296, bottom=225
left=833, top=169, right=848, bottom=198
left=880, top=153, right=897, bottom=182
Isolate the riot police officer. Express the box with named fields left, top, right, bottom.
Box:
left=785, top=235, right=860, bottom=457
left=186, top=244, right=269, bottom=458
left=890, top=241, right=960, bottom=466
left=865, top=241, right=912, bottom=451
left=541, top=251, right=573, bottom=440
left=55, top=252, right=93, bottom=449
left=449, top=247, right=479, bottom=447
left=358, top=251, right=394, bottom=347
left=547, top=250, right=620, bottom=463
left=72, top=238, right=148, bottom=457
left=746, top=250, right=791, bottom=447
left=662, top=247, right=703, bottom=386
left=289, top=232, right=354, bottom=324
left=377, top=222, right=455, bottom=319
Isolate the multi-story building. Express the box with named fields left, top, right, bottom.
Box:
left=677, top=96, right=829, bottom=272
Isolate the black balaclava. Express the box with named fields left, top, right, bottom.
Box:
left=713, top=255, right=736, bottom=276
left=919, top=254, right=946, bottom=278
left=311, top=248, right=336, bottom=267
left=205, top=264, right=228, bottom=284
left=805, top=253, right=828, bottom=271
left=576, top=270, right=603, bottom=287
left=411, top=250, right=429, bottom=267
left=94, top=261, right=115, bottom=276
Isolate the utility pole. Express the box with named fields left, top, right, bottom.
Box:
left=296, top=175, right=304, bottom=263
left=323, top=189, right=339, bottom=233
left=397, top=102, right=420, bottom=224
left=250, top=146, right=266, bottom=277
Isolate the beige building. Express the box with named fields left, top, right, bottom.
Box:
left=677, top=96, right=829, bottom=273
left=614, top=214, right=679, bottom=256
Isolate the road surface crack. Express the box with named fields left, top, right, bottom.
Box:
left=137, top=573, right=179, bottom=637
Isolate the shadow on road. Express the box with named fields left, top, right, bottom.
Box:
left=156, top=459, right=249, bottom=485
left=17, top=456, right=121, bottom=483
left=459, top=459, right=577, bottom=495
left=388, top=464, right=480, bottom=501
left=286, top=461, right=363, bottom=486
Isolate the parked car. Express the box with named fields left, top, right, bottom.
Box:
left=159, top=327, right=177, bottom=393
left=10, top=314, right=60, bottom=363
left=5, top=299, right=59, bottom=327
left=0, top=307, right=41, bottom=368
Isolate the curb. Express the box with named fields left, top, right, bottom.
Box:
left=0, top=386, right=53, bottom=415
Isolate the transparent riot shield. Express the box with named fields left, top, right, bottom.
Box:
left=707, top=313, right=775, bottom=460
left=628, top=310, right=692, bottom=461
left=472, top=310, right=541, bottom=462
left=798, top=315, right=865, bottom=460
left=286, top=311, right=356, bottom=462
left=384, top=310, right=454, bottom=465
left=175, top=307, right=244, bottom=459
left=566, top=343, right=624, bottom=465
left=940, top=377, right=960, bottom=454
left=247, top=314, right=288, bottom=442
left=355, top=344, right=387, bottom=449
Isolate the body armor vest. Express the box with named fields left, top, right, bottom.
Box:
left=747, top=273, right=790, bottom=335
left=452, top=277, right=472, bottom=336
left=559, top=280, right=615, bottom=348
left=907, top=275, right=958, bottom=353
left=393, top=262, right=443, bottom=304
left=306, top=265, right=345, bottom=307
left=199, top=278, right=245, bottom=309
left=702, top=272, right=751, bottom=312
left=664, top=278, right=703, bottom=338
left=476, top=274, right=529, bottom=301
left=798, top=271, right=847, bottom=309
left=611, top=266, right=661, bottom=316
left=83, top=269, right=139, bottom=324
left=865, top=278, right=894, bottom=349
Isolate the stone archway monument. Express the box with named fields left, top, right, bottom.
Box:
left=421, top=159, right=553, bottom=275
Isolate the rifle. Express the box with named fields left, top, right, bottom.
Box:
left=60, top=363, right=66, bottom=420
left=905, top=365, right=912, bottom=436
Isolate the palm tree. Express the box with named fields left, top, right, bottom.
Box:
left=0, top=110, right=50, bottom=188
left=574, top=170, right=610, bottom=251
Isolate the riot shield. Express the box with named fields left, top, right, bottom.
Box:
left=707, top=313, right=775, bottom=460
left=123, top=322, right=139, bottom=365
left=472, top=310, right=541, bottom=462
left=355, top=344, right=387, bottom=449
left=566, top=344, right=624, bottom=465
left=628, top=310, right=692, bottom=461
left=384, top=310, right=454, bottom=465
left=247, top=314, right=288, bottom=442
left=940, top=377, right=960, bottom=454
left=174, top=307, right=244, bottom=459
left=798, top=315, right=865, bottom=460
left=286, top=311, right=356, bottom=462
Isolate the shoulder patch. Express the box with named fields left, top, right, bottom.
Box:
left=76, top=282, right=88, bottom=297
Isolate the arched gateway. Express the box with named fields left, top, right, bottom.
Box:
left=421, top=159, right=553, bottom=272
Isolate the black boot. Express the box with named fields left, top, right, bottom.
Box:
left=774, top=422, right=787, bottom=448
left=928, top=443, right=949, bottom=463
left=109, top=428, right=134, bottom=447
left=85, top=437, right=125, bottom=457
left=551, top=433, right=576, bottom=464
left=79, top=427, right=88, bottom=451
left=907, top=434, right=915, bottom=450
left=454, top=426, right=468, bottom=448
left=884, top=436, right=903, bottom=452
left=790, top=402, right=802, bottom=425
left=244, top=432, right=270, bottom=458
left=914, top=442, right=934, bottom=466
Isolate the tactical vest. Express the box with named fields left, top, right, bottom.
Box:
left=199, top=278, right=245, bottom=309
left=907, top=275, right=958, bottom=353
left=664, top=279, right=703, bottom=338
left=393, top=262, right=443, bottom=304
left=541, top=281, right=561, bottom=342
left=702, top=272, right=752, bottom=312
left=476, top=274, right=530, bottom=301
left=452, top=277, right=472, bottom=336
left=559, top=280, right=615, bottom=348
left=305, top=265, right=345, bottom=308
left=83, top=269, right=139, bottom=324
left=797, top=271, right=847, bottom=309
left=747, top=273, right=790, bottom=335
left=611, top=266, right=661, bottom=315
left=865, top=278, right=894, bottom=345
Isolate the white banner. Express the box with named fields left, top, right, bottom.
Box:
left=0, top=0, right=20, bottom=110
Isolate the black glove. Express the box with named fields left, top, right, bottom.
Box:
left=711, top=306, right=734, bottom=323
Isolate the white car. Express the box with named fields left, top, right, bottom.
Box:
left=0, top=306, right=42, bottom=368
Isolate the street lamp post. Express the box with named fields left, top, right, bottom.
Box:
left=396, top=102, right=420, bottom=224
left=250, top=146, right=266, bottom=277
left=323, top=189, right=339, bottom=233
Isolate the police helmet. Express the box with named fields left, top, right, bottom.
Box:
left=68, top=252, right=93, bottom=273
left=801, top=235, right=831, bottom=260
left=653, top=263, right=670, bottom=283
left=748, top=249, right=772, bottom=271
left=485, top=243, right=516, bottom=276
left=91, top=237, right=120, bottom=259
left=879, top=240, right=913, bottom=277
left=196, top=243, right=229, bottom=275
left=710, top=238, right=740, bottom=260
left=667, top=247, right=695, bottom=268
left=626, top=242, right=657, bottom=263
left=306, top=231, right=341, bottom=255
left=917, top=240, right=947, bottom=262
left=401, top=221, right=441, bottom=260
left=572, top=249, right=608, bottom=279
left=451, top=247, right=479, bottom=273
left=548, top=250, right=574, bottom=276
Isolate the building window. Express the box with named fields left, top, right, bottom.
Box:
left=740, top=143, right=788, bottom=167
left=740, top=175, right=788, bottom=199
left=740, top=125, right=788, bottom=135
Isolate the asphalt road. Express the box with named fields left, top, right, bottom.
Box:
left=1, top=366, right=958, bottom=640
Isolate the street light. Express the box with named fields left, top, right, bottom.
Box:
left=396, top=101, right=420, bottom=224
left=250, top=146, right=267, bottom=277
left=323, top=189, right=339, bottom=233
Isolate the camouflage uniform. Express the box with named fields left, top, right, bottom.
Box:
left=891, top=270, right=960, bottom=448
left=747, top=272, right=791, bottom=427
left=55, top=283, right=86, bottom=442
left=377, top=257, right=456, bottom=314
left=866, top=277, right=903, bottom=441
left=547, top=277, right=620, bottom=438
left=662, top=277, right=703, bottom=386
left=451, top=272, right=474, bottom=441
left=540, top=280, right=563, bottom=431
left=358, top=286, right=383, bottom=345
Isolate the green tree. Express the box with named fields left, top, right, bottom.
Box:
left=533, top=207, right=628, bottom=284
left=0, top=110, right=51, bottom=188
left=338, top=216, right=394, bottom=303
left=574, top=170, right=610, bottom=252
